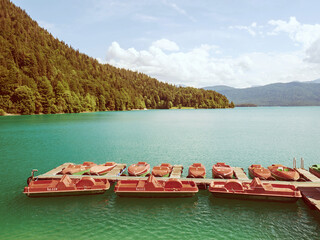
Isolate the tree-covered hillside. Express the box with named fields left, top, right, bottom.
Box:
left=204, top=82, right=320, bottom=106
left=0, top=0, right=233, bottom=115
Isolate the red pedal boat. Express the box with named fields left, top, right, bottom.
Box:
left=59, top=162, right=97, bottom=175
left=23, top=175, right=110, bottom=197
left=212, top=162, right=234, bottom=179
left=152, top=163, right=173, bottom=177
left=209, top=178, right=301, bottom=202
left=268, top=164, right=300, bottom=181
left=88, top=162, right=116, bottom=175
left=248, top=164, right=273, bottom=180
left=114, top=175, right=198, bottom=198
left=128, top=162, right=150, bottom=177
left=188, top=163, right=206, bottom=178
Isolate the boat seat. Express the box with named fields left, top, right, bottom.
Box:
left=56, top=175, right=74, bottom=188
left=145, top=175, right=163, bottom=189
left=250, top=178, right=263, bottom=188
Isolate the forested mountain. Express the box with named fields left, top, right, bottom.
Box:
left=204, top=81, right=320, bottom=106
left=0, top=0, right=233, bottom=115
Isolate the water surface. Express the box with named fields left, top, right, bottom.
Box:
left=1, top=107, right=320, bottom=239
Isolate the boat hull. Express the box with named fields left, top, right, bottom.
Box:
left=116, top=191, right=196, bottom=198
left=210, top=192, right=300, bottom=202
left=309, top=168, right=320, bottom=178
left=248, top=169, right=272, bottom=180
left=24, top=189, right=107, bottom=197
left=270, top=172, right=299, bottom=181
left=212, top=163, right=234, bottom=179
left=128, top=169, right=150, bottom=177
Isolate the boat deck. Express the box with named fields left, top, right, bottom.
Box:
left=232, top=167, right=249, bottom=180
left=296, top=168, right=320, bottom=182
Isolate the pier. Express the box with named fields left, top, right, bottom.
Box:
left=169, top=165, right=183, bottom=178
left=296, top=168, right=320, bottom=182
left=34, top=162, right=320, bottom=214
left=232, top=167, right=249, bottom=180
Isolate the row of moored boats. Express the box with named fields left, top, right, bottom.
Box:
left=128, top=162, right=301, bottom=181
left=23, top=162, right=320, bottom=202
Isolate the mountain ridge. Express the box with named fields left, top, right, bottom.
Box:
left=203, top=80, right=320, bottom=106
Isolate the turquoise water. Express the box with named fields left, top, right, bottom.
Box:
left=1, top=107, right=320, bottom=239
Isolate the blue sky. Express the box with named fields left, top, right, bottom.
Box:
left=12, top=0, right=320, bottom=88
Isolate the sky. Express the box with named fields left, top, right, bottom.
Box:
left=11, top=0, right=320, bottom=88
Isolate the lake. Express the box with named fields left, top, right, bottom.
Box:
left=1, top=107, right=320, bottom=239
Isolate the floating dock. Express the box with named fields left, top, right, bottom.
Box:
left=232, top=167, right=249, bottom=181
left=296, top=168, right=320, bottom=182
left=170, top=165, right=183, bottom=178
left=298, top=187, right=320, bottom=212
left=34, top=162, right=320, bottom=214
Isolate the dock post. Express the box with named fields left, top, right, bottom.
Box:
left=293, top=157, right=296, bottom=169
left=301, top=157, right=304, bottom=169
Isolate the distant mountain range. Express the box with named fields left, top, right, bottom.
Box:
left=203, top=79, right=320, bottom=106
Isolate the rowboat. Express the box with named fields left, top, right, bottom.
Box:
left=88, top=162, right=117, bottom=175
left=309, top=164, right=320, bottom=178
left=23, top=175, right=110, bottom=197
left=209, top=178, right=301, bottom=202
left=268, top=164, right=300, bottom=181
left=59, top=162, right=97, bottom=175
left=212, top=162, right=234, bottom=179
left=114, top=175, right=198, bottom=198
left=128, top=162, right=150, bottom=176
left=152, top=163, right=173, bottom=177
left=248, top=164, right=273, bottom=180
left=188, top=163, right=206, bottom=178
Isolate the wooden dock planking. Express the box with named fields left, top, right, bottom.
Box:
left=105, top=164, right=126, bottom=176
left=296, top=168, right=320, bottom=182
left=298, top=187, right=320, bottom=212
left=36, top=163, right=320, bottom=189
left=42, top=162, right=73, bottom=176
left=170, top=165, right=183, bottom=178
left=233, top=167, right=249, bottom=180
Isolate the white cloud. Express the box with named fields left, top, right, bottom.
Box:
left=268, top=17, right=320, bottom=49
left=152, top=39, right=180, bottom=51
left=106, top=39, right=320, bottom=88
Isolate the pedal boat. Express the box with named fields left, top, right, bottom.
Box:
left=212, top=162, right=234, bottom=179
left=23, top=175, right=110, bottom=197
left=309, top=164, right=320, bottom=178
left=268, top=164, right=300, bottom=181
left=152, top=163, right=173, bottom=177
left=209, top=178, right=301, bottom=202
left=188, top=163, right=206, bottom=178
left=114, top=175, right=198, bottom=198
left=128, top=162, right=150, bottom=177
left=59, top=161, right=97, bottom=175
left=86, top=162, right=117, bottom=175
left=248, top=164, right=273, bottom=180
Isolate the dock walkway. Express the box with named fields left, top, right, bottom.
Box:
left=233, top=167, right=249, bottom=180
left=296, top=168, right=320, bottom=182
left=298, top=187, right=320, bottom=212
left=170, top=165, right=183, bottom=178
left=36, top=163, right=320, bottom=188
